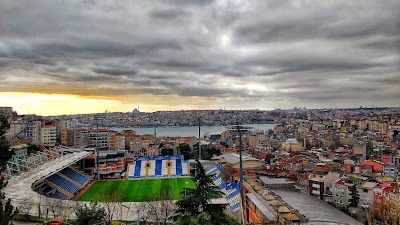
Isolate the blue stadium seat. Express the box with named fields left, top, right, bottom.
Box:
left=60, top=167, right=90, bottom=186
left=46, top=174, right=80, bottom=194
left=176, top=159, right=182, bottom=175
left=209, top=163, right=241, bottom=212
left=134, top=160, right=141, bottom=177
left=155, top=160, right=162, bottom=176
left=48, top=188, right=68, bottom=200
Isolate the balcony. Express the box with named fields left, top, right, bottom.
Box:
left=312, top=190, right=320, bottom=195
left=312, top=183, right=320, bottom=188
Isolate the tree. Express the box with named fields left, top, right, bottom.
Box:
left=176, top=160, right=235, bottom=225
left=175, top=212, right=213, bottom=225
left=102, top=187, right=123, bottom=224
left=144, top=187, right=176, bottom=225
left=75, top=202, right=109, bottom=225
left=206, top=147, right=220, bottom=160
left=349, top=185, right=359, bottom=207
left=178, top=144, right=191, bottom=160
left=0, top=114, right=17, bottom=225
left=18, top=197, right=34, bottom=221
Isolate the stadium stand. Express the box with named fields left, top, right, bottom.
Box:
left=176, top=159, right=182, bottom=175
left=60, top=167, right=90, bottom=186
left=49, top=188, right=68, bottom=200
left=206, top=164, right=241, bottom=212
left=46, top=173, right=80, bottom=194
left=183, top=160, right=190, bottom=175
left=140, top=161, right=147, bottom=177
left=147, top=160, right=156, bottom=176
left=155, top=160, right=162, bottom=176
left=134, top=160, right=141, bottom=177
left=127, top=155, right=189, bottom=179
left=162, top=160, right=168, bottom=176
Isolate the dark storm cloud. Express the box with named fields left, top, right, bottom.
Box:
left=150, top=8, right=191, bottom=20
left=93, top=67, right=138, bottom=76
left=0, top=0, right=399, bottom=109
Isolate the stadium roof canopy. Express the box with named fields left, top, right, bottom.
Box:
left=3, top=151, right=90, bottom=204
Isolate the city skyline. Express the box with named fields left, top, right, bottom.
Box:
left=1, top=0, right=399, bottom=116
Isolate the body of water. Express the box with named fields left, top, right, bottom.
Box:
left=112, top=124, right=276, bottom=137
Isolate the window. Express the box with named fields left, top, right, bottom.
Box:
left=364, top=189, right=368, bottom=193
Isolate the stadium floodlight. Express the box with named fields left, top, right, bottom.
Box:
left=236, top=122, right=244, bottom=224
left=96, top=114, right=100, bottom=180
left=198, top=117, right=201, bottom=160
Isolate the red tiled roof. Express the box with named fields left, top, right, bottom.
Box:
left=336, top=179, right=345, bottom=185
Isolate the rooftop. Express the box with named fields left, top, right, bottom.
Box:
left=273, top=190, right=363, bottom=225
left=259, top=177, right=294, bottom=185
left=220, top=153, right=261, bottom=165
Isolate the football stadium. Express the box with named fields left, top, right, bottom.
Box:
left=2, top=145, right=241, bottom=221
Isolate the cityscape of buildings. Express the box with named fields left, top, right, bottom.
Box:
left=2, top=105, right=400, bottom=224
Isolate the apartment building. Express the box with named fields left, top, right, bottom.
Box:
left=40, top=125, right=57, bottom=148
left=108, top=130, right=117, bottom=150
left=115, top=134, right=125, bottom=150
left=54, top=120, right=71, bottom=142
left=357, top=181, right=377, bottom=208
left=0, top=106, right=13, bottom=116
left=87, top=128, right=109, bottom=149
left=383, top=165, right=398, bottom=181
left=31, top=121, right=42, bottom=145
left=308, top=171, right=340, bottom=200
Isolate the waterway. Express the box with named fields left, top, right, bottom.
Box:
left=112, top=124, right=276, bottom=137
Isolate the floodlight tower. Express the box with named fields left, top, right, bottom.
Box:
left=198, top=117, right=201, bottom=160
left=236, top=122, right=244, bottom=224
left=96, top=115, right=100, bottom=180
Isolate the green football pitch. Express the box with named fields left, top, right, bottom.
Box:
left=78, top=178, right=196, bottom=202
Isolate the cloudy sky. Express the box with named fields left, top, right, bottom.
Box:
left=0, top=0, right=399, bottom=115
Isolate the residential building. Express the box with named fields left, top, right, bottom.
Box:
left=383, top=165, right=398, bottom=181
left=31, top=121, right=42, bottom=145
left=40, top=125, right=56, bottom=148
left=108, top=130, right=117, bottom=150
left=87, top=128, right=109, bottom=149
left=115, top=134, right=125, bottom=150
left=308, top=171, right=340, bottom=200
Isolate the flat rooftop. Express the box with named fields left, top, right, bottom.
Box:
left=259, top=177, right=295, bottom=186
left=273, top=190, right=363, bottom=225
left=220, top=153, right=261, bottom=164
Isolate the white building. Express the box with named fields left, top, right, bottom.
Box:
left=87, top=128, right=109, bottom=149
left=357, top=181, right=377, bottom=208
left=40, top=125, right=57, bottom=148
left=308, top=171, right=340, bottom=200
left=31, top=121, right=42, bottom=145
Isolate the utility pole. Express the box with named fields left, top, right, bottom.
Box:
left=198, top=117, right=201, bottom=160
left=237, top=122, right=244, bottom=224
left=96, top=115, right=100, bottom=180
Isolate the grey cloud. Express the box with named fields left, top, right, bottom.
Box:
left=93, top=67, right=138, bottom=76
left=0, top=0, right=399, bottom=109
left=150, top=8, right=191, bottom=20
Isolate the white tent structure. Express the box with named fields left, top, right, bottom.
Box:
left=4, top=151, right=90, bottom=205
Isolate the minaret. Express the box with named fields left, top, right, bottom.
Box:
left=154, top=126, right=157, bottom=138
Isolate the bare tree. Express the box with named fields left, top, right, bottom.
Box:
left=136, top=201, right=151, bottom=223
left=101, top=187, right=123, bottom=224
left=18, top=197, right=34, bottom=221
left=42, top=197, right=58, bottom=218
left=146, top=187, right=176, bottom=225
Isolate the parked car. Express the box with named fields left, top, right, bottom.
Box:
left=50, top=218, right=64, bottom=225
